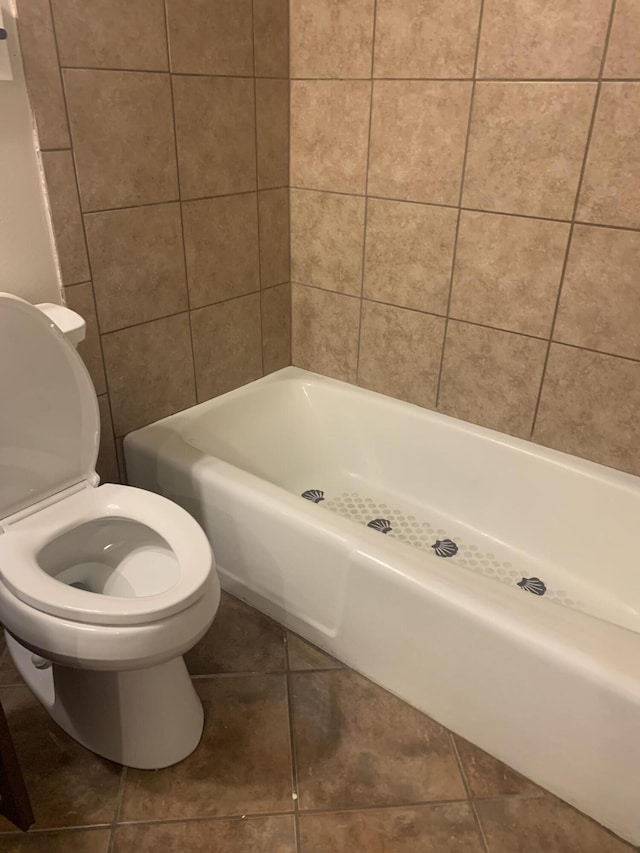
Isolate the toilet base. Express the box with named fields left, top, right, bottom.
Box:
left=5, top=633, right=204, bottom=769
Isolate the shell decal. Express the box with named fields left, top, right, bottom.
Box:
left=367, top=518, right=393, bottom=534
left=302, top=489, right=325, bottom=503
left=431, top=539, right=458, bottom=558
left=517, top=577, right=547, bottom=596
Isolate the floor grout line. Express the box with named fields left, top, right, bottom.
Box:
left=449, top=733, right=491, bottom=853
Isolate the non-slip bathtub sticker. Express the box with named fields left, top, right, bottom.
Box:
left=431, top=539, right=458, bottom=558
left=301, top=489, right=325, bottom=503
left=517, top=577, right=547, bottom=596
left=367, top=518, right=393, bottom=534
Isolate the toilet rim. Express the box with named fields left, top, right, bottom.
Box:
left=0, top=483, right=213, bottom=626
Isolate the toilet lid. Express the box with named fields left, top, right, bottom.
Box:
left=0, top=293, right=99, bottom=522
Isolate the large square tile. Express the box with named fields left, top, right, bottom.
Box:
left=605, top=0, right=640, bottom=78
left=290, top=0, right=375, bottom=78
left=259, top=189, right=290, bottom=288
left=368, top=82, right=472, bottom=205
left=364, top=198, right=457, bottom=315
left=120, top=676, right=293, bottom=820
left=96, top=394, right=119, bottom=484
left=41, top=151, right=89, bottom=286
left=256, top=79, right=289, bottom=189
left=64, top=283, right=107, bottom=395
left=463, top=82, right=596, bottom=219
left=0, top=829, right=110, bottom=852
left=452, top=735, right=543, bottom=798
left=173, top=76, right=256, bottom=200
left=254, top=0, right=289, bottom=77
left=262, top=283, right=292, bottom=375
left=287, top=633, right=343, bottom=672
left=85, top=203, right=188, bottom=332
left=291, top=670, right=465, bottom=810
left=166, top=0, right=252, bottom=75
left=290, top=81, right=371, bottom=194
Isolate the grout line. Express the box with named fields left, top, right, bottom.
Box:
left=106, top=767, right=128, bottom=853
left=449, top=733, right=491, bottom=853
left=251, top=0, right=266, bottom=378
left=284, top=639, right=301, bottom=852
left=113, top=809, right=295, bottom=830
left=79, top=186, right=285, bottom=217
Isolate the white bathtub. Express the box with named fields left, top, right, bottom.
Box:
left=125, top=366, right=640, bottom=844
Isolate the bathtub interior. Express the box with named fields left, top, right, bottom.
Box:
left=163, top=370, right=640, bottom=634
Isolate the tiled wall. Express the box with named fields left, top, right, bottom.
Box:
left=289, top=0, right=640, bottom=476
left=16, top=0, right=290, bottom=483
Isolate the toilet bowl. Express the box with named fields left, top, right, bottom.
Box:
left=0, top=293, right=221, bottom=768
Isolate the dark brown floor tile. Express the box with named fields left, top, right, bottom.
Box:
left=0, top=632, right=23, bottom=685
left=291, top=670, right=466, bottom=811
left=299, top=803, right=484, bottom=852
left=0, top=687, right=122, bottom=832
left=0, top=828, right=110, bottom=852
left=120, top=676, right=293, bottom=821
left=287, top=633, right=343, bottom=672
left=475, top=797, right=633, bottom=852
left=113, top=815, right=296, bottom=852
left=453, top=735, right=544, bottom=798
left=185, top=593, right=286, bottom=675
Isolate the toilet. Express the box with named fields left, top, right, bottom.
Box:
left=0, top=292, right=221, bottom=769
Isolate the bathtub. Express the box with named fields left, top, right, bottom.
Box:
left=124, top=366, right=640, bottom=844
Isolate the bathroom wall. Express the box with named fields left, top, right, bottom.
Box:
left=289, top=0, right=640, bottom=476
left=16, top=0, right=290, bottom=483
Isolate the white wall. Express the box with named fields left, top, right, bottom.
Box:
left=0, top=0, right=61, bottom=304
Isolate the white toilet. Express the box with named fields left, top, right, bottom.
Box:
left=0, top=292, right=221, bottom=769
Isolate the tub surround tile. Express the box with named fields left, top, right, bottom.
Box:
left=96, top=394, right=119, bottom=485
left=102, top=313, right=196, bottom=436
left=453, top=736, right=544, bottom=798
left=605, top=0, right=640, bottom=79
left=0, top=830, right=111, bottom=852
left=363, top=198, right=457, bottom=315
left=191, top=294, right=263, bottom=402
left=533, top=345, right=640, bottom=476
left=290, top=81, right=371, bottom=195
left=51, top=0, right=167, bottom=71
left=463, top=82, right=596, bottom=220
left=358, top=301, right=445, bottom=409
left=291, top=285, right=361, bottom=383
left=554, top=226, right=640, bottom=360
left=40, top=151, right=89, bottom=286
left=450, top=211, right=569, bottom=338
left=287, top=633, right=343, bottom=671
left=63, top=283, right=107, bottom=395
left=120, top=676, right=293, bottom=821
left=373, top=0, right=481, bottom=79
left=261, top=283, right=292, bottom=375
left=0, top=687, right=122, bottom=832
left=166, top=0, right=253, bottom=76
left=438, top=321, right=547, bottom=439
left=577, top=83, right=640, bottom=229
left=258, top=189, right=290, bottom=289
left=173, top=76, right=256, bottom=200
left=477, top=0, right=611, bottom=79
left=368, top=82, right=472, bottom=206
left=185, top=593, right=286, bottom=675
left=298, top=803, right=485, bottom=853
left=182, top=194, right=260, bottom=309
left=85, top=203, right=188, bottom=333
left=112, top=815, right=296, bottom=853
left=63, top=70, right=178, bottom=212
left=290, top=0, right=375, bottom=78
left=254, top=0, right=289, bottom=78
left=15, top=0, right=70, bottom=150
left=256, top=79, right=289, bottom=190
left=290, top=190, right=366, bottom=296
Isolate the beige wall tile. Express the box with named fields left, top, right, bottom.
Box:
left=96, top=394, right=119, bottom=484
left=290, top=81, right=371, bottom=194
left=290, top=190, right=365, bottom=295
left=16, top=0, right=70, bottom=149
left=262, top=283, right=291, bottom=374
left=577, top=83, right=640, bottom=229
left=173, top=75, right=256, bottom=200
left=256, top=79, right=289, bottom=189
left=166, top=0, right=252, bottom=75
left=450, top=211, right=569, bottom=337
left=85, top=203, right=188, bottom=333
left=358, top=301, right=445, bottom=409
left=477, top=0, right=611, bottom=79
left=463, top=82, right=596, bottom=219
left=64, top=70, right=178, bottom=212
left=291, top=285, right=360, bottom=382
left=364, top=198, right=457, bottom=315
left=254, top=0, right=289, bottom=77
left=41, top=151, right=89, bottom=285
left=259, top=189, right=290, bottom=288
left=102, top=313, right=196, bottom=435
left=368, top=81, right=472, bottom=205
left=64, top=283, right=107, bottom=395
left=52, top=0, right=168, bottom=71
left=605, top=0, right=640, bottom=78
left=183, top=193, right=260, bottom=309
left=374, top=0, right=481, bottom=78
left=290, top=0, right=374, bottom=78
left=534, top=344, right=640, bottom=475
left=191, top=294, right=263, bottom=401
left=554, top=225, right=640, bottom=360
left=439, top=321, right=547, bottom=438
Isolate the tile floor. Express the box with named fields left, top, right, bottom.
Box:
left=0, top=592, right=634, bottom=852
